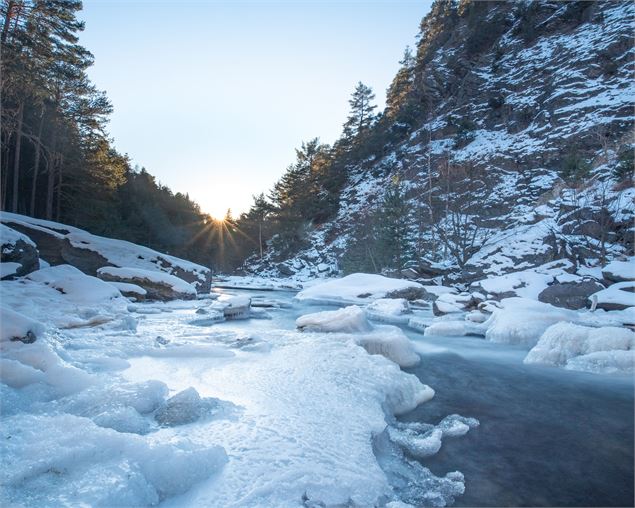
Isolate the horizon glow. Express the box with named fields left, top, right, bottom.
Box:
left=79, top=0, right=433, bottom=219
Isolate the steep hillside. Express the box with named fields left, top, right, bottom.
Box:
left=244, top=0, right=634, bottom=284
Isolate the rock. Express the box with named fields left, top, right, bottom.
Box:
left=277, top=263, right=295, bottom=276
left=154, top=387, right=204, bottom=426
left=433, top=292, right=478, bottom=316
left=602, top=259, right=635, bottom=283
left=385, top=286, right=428, bottom=301
left=400, top=267, right=420, bottom=280
left=1, top=227, right=39, bottom=279
left=538, top=280, right=605, bottom=309
left=97, top=267, right=196, bottom=301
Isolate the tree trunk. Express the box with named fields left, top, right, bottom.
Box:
left=259, top=221, right=263, bottom=259
left=1, top=132, right=11, bottom=211
left=30, top=107, right=45, bottom=216
left=11, top=100, right=24, bottom=212
left=55, top=155, right=63, bottom=221
left=1, top=0, right=15, bottom=44
left=45, top=129, right=58, bottom=220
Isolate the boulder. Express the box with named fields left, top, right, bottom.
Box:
left=97, top=267, right=196, bottom=301
left=602, top=259, right=635, bottom=283
left=538, top=280, right=605, bottom=309
left=433, top=292, right=479, bottom=316
left=1, top=225, right=39, bottom=279
left=385, top=286, right=428, bottom=301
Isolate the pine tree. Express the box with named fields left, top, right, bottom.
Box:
left=385, top=46, right=416, bottom=121
left=342, top=82, right=377, bottom=144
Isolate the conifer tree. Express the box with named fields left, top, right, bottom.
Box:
left=342, top=82, right=377, bottom=143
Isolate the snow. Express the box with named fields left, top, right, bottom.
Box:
left=28, top=264, right=122, bottom=305
left=295, top=273, right=423, bottom=304
left=0, top=307, right=44, bottom=343
left=296, top=305, right=372, bottom=333
left=0, top=223, right=35, bottom=247
left=0, top=261, right=21, bottom=278
left=591, top=281, right=635, bottom=309
left=525, top=322, right=635, bottom=373
left=602, top=258, right=635, bottom=282
left=108, top=281, right=148, bottom=296
left=483, top=298, right=577, bottom=346
left=367, top=298, right=411, bottom=316
left=98, top=266, right=197, bottom=296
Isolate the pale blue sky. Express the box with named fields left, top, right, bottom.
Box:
left=79, top=0, right=433, bottom=218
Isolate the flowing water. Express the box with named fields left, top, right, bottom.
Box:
left=125, top=288, right=634, bottom=507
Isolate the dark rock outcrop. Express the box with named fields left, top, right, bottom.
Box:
left=538, top=280, right=605, bottom=310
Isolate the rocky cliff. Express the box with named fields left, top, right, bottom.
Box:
left=246, top=0, right=634, bottom=284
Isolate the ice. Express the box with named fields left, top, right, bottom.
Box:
left=424, top=320, right=485, bottom=337
left=525, top=322, right=635, bottom=373
left=296, top=305, right=372, bottom=333
left=0, top=306, right=44, bottom=343
left=483, top=298, right=577, bottom=346
left=367, top=298, right=412, bottom=324
left=387, top=415, right=479, bottom=458
left=0, top=413, right=227, bottom=506
left=355, top=326, right=422, bottom=368
left=211, top=294, right=252, bottom=319
left=295, top=273, right=424, bottom=304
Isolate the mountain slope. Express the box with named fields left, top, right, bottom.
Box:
left=245, top=0, right=634, bottom=283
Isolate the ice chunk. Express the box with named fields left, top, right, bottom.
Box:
left=154, top=387, right=218, bottom=426
left=296, top=305, right=372, bottom=333
left=355, top=326, right=421, bottom=367
left=424, top=320, right=485, bottom=337
left=525, top=322, right=635, bottom=373
left=366, top=298, right=412, bottom=324
left=387, top=415, right=479, bottom=458
left=0, top=413, right=227, bottom=506
left=93, top=405, right=152, bottom=434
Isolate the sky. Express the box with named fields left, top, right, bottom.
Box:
left=79, top=0, right=433, bottom=219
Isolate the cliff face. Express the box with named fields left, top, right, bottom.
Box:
left=249, top=0, right=634, bottom=283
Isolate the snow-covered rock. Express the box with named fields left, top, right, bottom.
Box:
left=602, top=258, right=635, bottom=283
left=210, top=294, right=252, bottom=319
left=0, top=307, right=44, bottom=343
left=98, top=266, right=197, bottom=301
left=29, top=265, right=122, bottom=304
left=424, top=320, right=485, bottom=338
left=0, top=224, right=39, bottom=279
left=525, top=322, right=635, bottom=374
left=107, top=281, right=147, bottom=300
left=538, top=280, right=605, bottom=309
left=0, top=212, right=211, bottom=291
left=295, top=273, right=424, bottom=304
left=296, top=306, right=372, bottom=333
left=483, top=298, right=578, bottom=346
left=590, top=281, right=635, bottom=311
